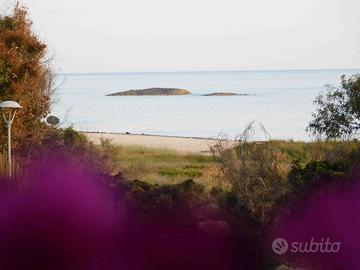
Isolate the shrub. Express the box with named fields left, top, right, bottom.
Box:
left=211, top=123, right=290, bottom=226
left=28, top=127, right=120, bottom=176
left=288, top=159, right=350, bottom=192
left=117, top=179, right=209, bottom=225
left=288, top=142, right=360, bottom=192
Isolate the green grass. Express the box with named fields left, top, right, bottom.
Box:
left=100, top=144, right=218, bottom=186
left=272, top=140, right=359, bottom=165
left=158, top=167, right=203, bottom=178
left=97, top=140, right=360, bottom=187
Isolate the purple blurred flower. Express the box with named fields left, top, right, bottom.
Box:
left=0, top=160, right=125, bottom=270
left=269, top=176, right=360, bottom=269
left=0, top=156, right=254, bottom=270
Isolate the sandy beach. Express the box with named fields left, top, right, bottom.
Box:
left=83, top=132, right=219, bottom=154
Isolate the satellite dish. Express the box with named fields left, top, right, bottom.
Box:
left=46, top=115, right=60, bottom=126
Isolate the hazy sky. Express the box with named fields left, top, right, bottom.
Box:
left=3, top=0, right=360, bottom=73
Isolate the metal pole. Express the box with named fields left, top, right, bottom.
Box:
left=7, top=121, right=11, bottom=178
left=0, top=105, right=20, bottom=179
left=2, top=111, right=15, bottom=178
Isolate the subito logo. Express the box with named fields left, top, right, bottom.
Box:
left=272, top=238, right=289, bottom=255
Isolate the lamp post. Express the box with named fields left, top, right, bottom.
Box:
left=0, top=101, right=22, bottom=177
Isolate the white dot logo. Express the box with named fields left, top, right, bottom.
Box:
left=272, top=238, right=288, bottom=255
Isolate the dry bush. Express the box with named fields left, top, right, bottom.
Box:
left=211, top=122, right=290, bottom=225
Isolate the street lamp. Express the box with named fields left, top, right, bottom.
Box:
left=0, top=101, right=22, bottom=177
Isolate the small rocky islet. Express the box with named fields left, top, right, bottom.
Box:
left=202, top=92, right=249, bottom=96
left=106, top=88, right=191, bottom=96
left=107, top=88, right=249, bottom=96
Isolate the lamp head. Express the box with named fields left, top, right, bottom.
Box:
left=0, top=101, right=22, bottom=109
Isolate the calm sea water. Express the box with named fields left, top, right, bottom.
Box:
left=52, top=70, right=360, bottom=141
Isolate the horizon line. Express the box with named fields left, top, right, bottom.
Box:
left=57, top=68, right=360, bottom=76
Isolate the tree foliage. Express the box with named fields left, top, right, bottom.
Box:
left=307, top=74, right=360, bottom=140
left=0, top=4, right=54, bottom=156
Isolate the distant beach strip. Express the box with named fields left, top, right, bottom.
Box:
left=83, top=132, right=218, bottom=154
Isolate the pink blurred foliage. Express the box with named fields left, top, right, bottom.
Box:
left=268, top=173, right=360, bottom=270
left=0, top=153, right=256, bottom=270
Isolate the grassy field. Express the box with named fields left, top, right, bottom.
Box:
left=99, top=139, right=359, bottom=187
left=271, top=140, right=359, bottom=164
left=102, top=144, right=219, bottom=186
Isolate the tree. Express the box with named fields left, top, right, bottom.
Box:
left=0, top=4, right=54, bottom=157
left=307, top=74, right=360, bottom=140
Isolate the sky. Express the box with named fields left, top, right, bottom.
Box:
left=2, top=0, right=360, bottom=73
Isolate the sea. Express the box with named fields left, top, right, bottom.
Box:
left=52, top=69, right=360, bottom=141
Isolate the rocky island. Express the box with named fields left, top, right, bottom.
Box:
left=202, top=92, right=249, bottom=96
left=107, top=88, right=192, bottom=96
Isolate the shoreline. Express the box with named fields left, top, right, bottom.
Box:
left=83, top=131, right=220, bottom=154
left=83, top=131, right=220, bottom=140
